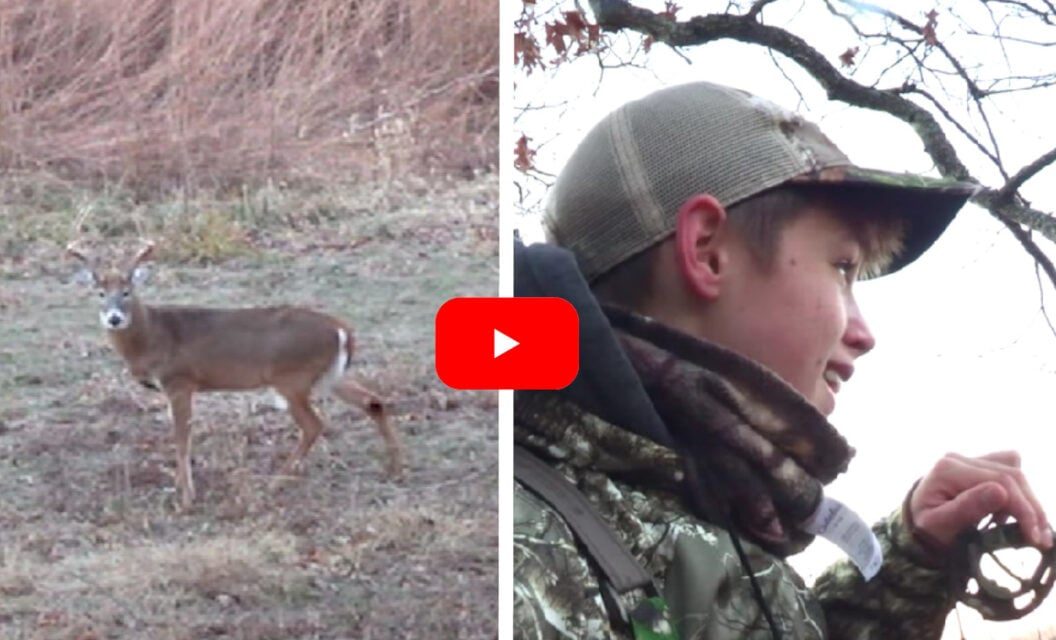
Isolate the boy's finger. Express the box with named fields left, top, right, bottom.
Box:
left=974, top=450, right=1022, bottom=468
left=916, top=481, right=1007, bottom=547
left=918, top=456, right=1044, bottom=547
left=948, top=453, right=1048, bottom=538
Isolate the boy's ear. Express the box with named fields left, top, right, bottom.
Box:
left=130, top=264, right=152, bottom=287
left=674, top=194, right=728, bottom=301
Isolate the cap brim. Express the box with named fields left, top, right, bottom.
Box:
left=788, top=166, right=979, bottom=277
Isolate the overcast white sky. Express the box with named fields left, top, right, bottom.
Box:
left=513, top=2, right=1056, bottom=636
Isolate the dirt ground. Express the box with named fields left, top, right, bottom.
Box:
left=0, top=175, right=498, bottom=639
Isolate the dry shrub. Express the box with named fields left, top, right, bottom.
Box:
left=0, top=0, right=498, bottom=197
left=161, top=208, right=251, bottom=263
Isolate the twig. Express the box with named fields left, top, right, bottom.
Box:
left=1034, top=260, right=1056, bottom=339
left=996, top=145, right=1056, bottom=204
left=901, top=84, right=1008, bottom=179
left=768, top=48, right=808, bottom=108
left=994, top=212, right=1056, bottom=296
left=746, top=0, right=779, bottom=20
left=982, top=0, right=1056, bottom=25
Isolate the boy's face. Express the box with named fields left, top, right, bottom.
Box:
left=713, top=203, right=877, bottom=416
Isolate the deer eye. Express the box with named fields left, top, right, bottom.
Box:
left=122, top=290, right=131, bottom=298
left=97, top=291, right=105, bottom=298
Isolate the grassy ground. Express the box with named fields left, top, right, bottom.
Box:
left=0, top=174, right=498, bottom=639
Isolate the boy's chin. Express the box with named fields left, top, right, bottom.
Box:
left=814, top=389, right=836, bottom=417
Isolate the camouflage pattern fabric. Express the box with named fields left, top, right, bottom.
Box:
left=611, top=312, right=855, bottom=556
left=514, top=329, right=963, bottom=639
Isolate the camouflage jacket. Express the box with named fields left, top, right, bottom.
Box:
left=512, top=241, right=962, bottom=639
left=514, top=390, right=959, bottom=640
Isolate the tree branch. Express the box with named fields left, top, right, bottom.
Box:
left=994, top=214, right=1056, bottom=302
left=975, top=189, right=1056, bottom=243
left=838, top=2, right=1008, bottom=170
left=996, top=146, right=1056, bottom=203
left=982, top=0, right=1056, bottom=25
left=746, top=0, right=779, bottom=20
left=588, top=0, right=971, bottom=180
left=586, top=0, right=1056, bottom=287
left=899, top=84, right=1008, bottom=179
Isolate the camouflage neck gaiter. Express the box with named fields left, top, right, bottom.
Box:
left=608, top=308, right=855, bottom=557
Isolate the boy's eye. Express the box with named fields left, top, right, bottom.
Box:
left=835, top=260, right=859, bottom=282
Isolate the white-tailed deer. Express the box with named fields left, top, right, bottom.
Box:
left=67, top=240, right=404, bottom=509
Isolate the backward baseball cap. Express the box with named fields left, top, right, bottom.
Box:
left=545, top=81, right=979, bottom=282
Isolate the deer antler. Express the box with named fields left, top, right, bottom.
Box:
left=66, top=241, right=94, bottom=266
left=129, top=240, right=156, bottom=268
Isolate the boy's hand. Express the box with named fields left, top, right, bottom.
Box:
left=909, top=451, right=1052, bottom=551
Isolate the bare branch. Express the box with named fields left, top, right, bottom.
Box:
left=982, top=0, right=1056, bottom=24
left=585, top=0, right=1056, bottom=292
left=982, top=77, right=1056, bottom=94
left=899, top=84, right=1008, bottom=178
left=838, top=0, right=922, bottom=34
left=975, top=189, right=1056, bottom=245
left=746, top=0, right=779, bottom=20
left=587, top=0, right=971, bottom=180
left=767, top=48, right=808, bottom=108
left=823, top=0, right=881, bottom=39
left=965, top=30, right=1056, bottom=46
left=995, top=214, right=1056, bottom=302
left=1034, top=260, right=1056, bottom=339
left=971, top=2, right=1013, bottom=68
left=972, top=93, right=1006, bottom=174
left=838, top=2, right=1007, bottom=170
left=873, top=45, right=920, bottom=87
left=996, top=146, right=1056, bottom=204
left=890, top=38, right=930, bottom=86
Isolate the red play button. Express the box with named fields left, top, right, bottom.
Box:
left=435, top=297, right=579, bottom=390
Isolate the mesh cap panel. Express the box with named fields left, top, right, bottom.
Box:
left=545, top=82, right=974, bottom=281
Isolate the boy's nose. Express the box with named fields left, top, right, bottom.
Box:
left=844, top=300, right=876, bottom=356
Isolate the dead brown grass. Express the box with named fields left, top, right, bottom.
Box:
left=0, top=0, right=498, bottom=196
left=0, top=176, right=498, bottom=639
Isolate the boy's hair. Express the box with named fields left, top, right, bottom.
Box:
left=591, top=185, right=906, bottom=311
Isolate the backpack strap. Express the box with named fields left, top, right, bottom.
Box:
left=514, top=445, right=654, bottom=594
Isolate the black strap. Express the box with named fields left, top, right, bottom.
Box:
left=514, top=445, right=654, bottom=594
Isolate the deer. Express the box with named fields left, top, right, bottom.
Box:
left=66, top=240, right=405, bottom=509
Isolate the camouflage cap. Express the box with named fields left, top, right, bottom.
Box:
left=545, top=82, right=979, bottom=282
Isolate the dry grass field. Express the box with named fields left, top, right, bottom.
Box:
left=0, top=175, right=498, bottom=639
left=1, top=1, right=498, bottom=637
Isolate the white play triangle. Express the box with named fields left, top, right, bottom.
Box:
left=494, top=329, right=519, bottom=358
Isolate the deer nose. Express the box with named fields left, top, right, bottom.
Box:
left=108, top=314, right=122, bottom=327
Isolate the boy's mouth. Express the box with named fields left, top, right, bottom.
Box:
left=823, top=363, right=853, bottom=394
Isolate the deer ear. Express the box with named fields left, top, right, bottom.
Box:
left=130, top=264, right=152, bottom=286
left=73, top=267, right=97, bottom=286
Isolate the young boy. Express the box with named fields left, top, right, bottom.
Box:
left=513, top=82, right=1051, bottom=639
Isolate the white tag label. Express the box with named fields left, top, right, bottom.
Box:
left=802, top=495, right=883, bottom=581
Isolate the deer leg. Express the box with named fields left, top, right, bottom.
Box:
left=166, top=389, right=195, bottom=509
left=333, top=376, right=404, bottom=477
left=280, top=393, right=326, bottom=475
